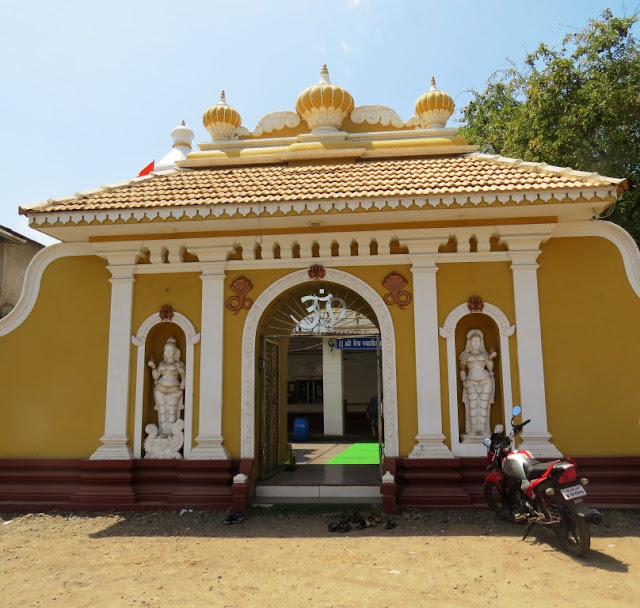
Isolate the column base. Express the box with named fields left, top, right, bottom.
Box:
left=408, top=434, right=454, bottom=459
left=519, top=432, right=563, bottom=458
left=188, top=436, right=230, bottom=460
left=90, top=436, right=133, bottom=460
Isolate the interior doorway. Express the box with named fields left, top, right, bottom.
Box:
left=256, top=280, right=383, bottom=492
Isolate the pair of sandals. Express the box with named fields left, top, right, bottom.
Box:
left=327, top=512, right=395, bottom=532
left=223, top=511, right=245, bottom=525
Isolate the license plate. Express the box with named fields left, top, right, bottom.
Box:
left=561, top=484, right=587, bottom=500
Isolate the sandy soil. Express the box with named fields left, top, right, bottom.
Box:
left=1, top=507, right=638, bottom=608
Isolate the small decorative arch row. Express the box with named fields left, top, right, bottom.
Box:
left=382, top=271, right=412, bottom=310
left=226, top=276, right=254, bottom=315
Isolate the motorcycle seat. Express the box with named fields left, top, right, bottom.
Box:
left=523, top=459, right=550, bottom=480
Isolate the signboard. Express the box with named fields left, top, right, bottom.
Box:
left=336, top=336, right=379, bottom=350
left=293, top=360, right=323, bottom=380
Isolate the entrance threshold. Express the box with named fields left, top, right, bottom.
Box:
left=255, top=461, right=382, bottom=504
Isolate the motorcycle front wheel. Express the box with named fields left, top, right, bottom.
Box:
left=552, top=505, right=591, bottom=557
left=483, top=480, right=520, bottom=523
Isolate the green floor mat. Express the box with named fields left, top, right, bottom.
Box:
left=326, top=442, right=380, bottom=465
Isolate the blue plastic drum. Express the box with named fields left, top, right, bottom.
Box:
left=293, top=417, right=309, bottom=442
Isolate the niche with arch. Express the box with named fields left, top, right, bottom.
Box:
left=454, top=314, right=503, bottom=437
left=143, top=322, right=188, bottom=455
left=440, top=301, right=515, bottom=457
left=131, top=311, right=200, bottom=459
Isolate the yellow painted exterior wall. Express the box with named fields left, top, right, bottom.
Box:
left=2, top=232, right=639, bottom=461
left=538, top=236, right=640, bottom=455
left=0, top=256, right=110, bottom=458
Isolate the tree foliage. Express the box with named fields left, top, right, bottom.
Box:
left=460, top=10, right=640, bottom=242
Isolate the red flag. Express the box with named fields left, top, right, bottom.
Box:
left=137, top=160, right=155, bottom=177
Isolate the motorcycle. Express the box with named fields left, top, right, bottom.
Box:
left=482, top=406, right=602, bottom=557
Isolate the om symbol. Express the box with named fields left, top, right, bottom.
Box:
left=292, top=291, right=347, bottom=332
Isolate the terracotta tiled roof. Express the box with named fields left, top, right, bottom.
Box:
left=23, top=154, right=624, bottom=215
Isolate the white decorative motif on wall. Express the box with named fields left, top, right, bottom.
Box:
left=350, top=105, right=405, bottom=128
left=252, top=111, right=301, bottom=137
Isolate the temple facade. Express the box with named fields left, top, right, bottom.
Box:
left=1, top=66, right=638, bottom=511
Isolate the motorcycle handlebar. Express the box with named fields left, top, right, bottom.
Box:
left=512, top=419, right=531, bottom=433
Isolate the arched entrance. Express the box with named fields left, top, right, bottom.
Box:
left=240, top=269, right=399, bottom=483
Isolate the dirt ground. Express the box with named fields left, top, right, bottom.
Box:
left=1, top=506, right=638, bottom=608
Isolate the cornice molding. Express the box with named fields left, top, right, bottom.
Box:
left=26, top=188, right=615, bottom=230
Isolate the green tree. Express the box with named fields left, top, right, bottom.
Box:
left=460, top=9, right=640, bottom=242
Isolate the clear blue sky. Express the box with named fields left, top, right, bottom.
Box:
left=1, top=0, right=637, bottom=244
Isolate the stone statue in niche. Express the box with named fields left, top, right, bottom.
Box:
left=144, top=336, right=186, bottom=459
left=459, top=329, right=498, bottom=437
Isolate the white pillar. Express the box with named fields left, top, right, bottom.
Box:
left=91, top=254, right=138, bottom=460
left=408, top=253, right=453, bottom=458
left=322, top=338, right=344, bottom=435
left=190, top=259, right=230, bottom=459
left=503, top=228, right=561, bottom=458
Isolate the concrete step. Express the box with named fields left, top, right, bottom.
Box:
left=254, top=484, right=381, bottom=504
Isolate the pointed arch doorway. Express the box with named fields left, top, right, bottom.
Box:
left=240, top=268, right=399, bottom=502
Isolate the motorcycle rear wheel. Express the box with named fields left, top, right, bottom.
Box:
left=483, top=480, right=520, bottom=523
left=552, top=506, right=591, bottom=557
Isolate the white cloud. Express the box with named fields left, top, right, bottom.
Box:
left=347, top=0, right=370, bottom=9
left=341, top=40, right=352, bottom=53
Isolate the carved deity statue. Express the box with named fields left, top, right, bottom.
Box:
left=459, top=329, right=498, bottom=436
left=144, top=336, right=186, bottom=459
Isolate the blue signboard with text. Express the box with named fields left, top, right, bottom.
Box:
left=335, top=336, right=379, bottom=350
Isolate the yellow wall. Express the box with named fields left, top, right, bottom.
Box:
left=538, top=236, right=640, bottom=455
left=1, top=256, right=111, bottom=458
left=3, top=233, right=639, bottom=461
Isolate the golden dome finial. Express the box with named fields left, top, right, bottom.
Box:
left=180, top=119, right=185, bottom=126
left=203, top=90, right=242, bottom=140
left=295, top=64, right=354, bottom=133
left=414, top=75, right=454, bottom=129
left=319, top=63, right=331, bottom=84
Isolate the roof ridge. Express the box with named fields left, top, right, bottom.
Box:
left=467, top=152, right=626, bottom=188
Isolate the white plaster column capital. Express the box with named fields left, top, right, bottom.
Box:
left=188, top=243, right=234, bottom=264
left=508, top=251, right=541, bottom=270
left=409, top=255, right=439, bottom=273
left=92, top=242, right=144, bottom=267
left=108, top=271, right=136, bottom=284
left=200, top=262, right=226, bottom=279
left=402, top=233, right=449, bottom=256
